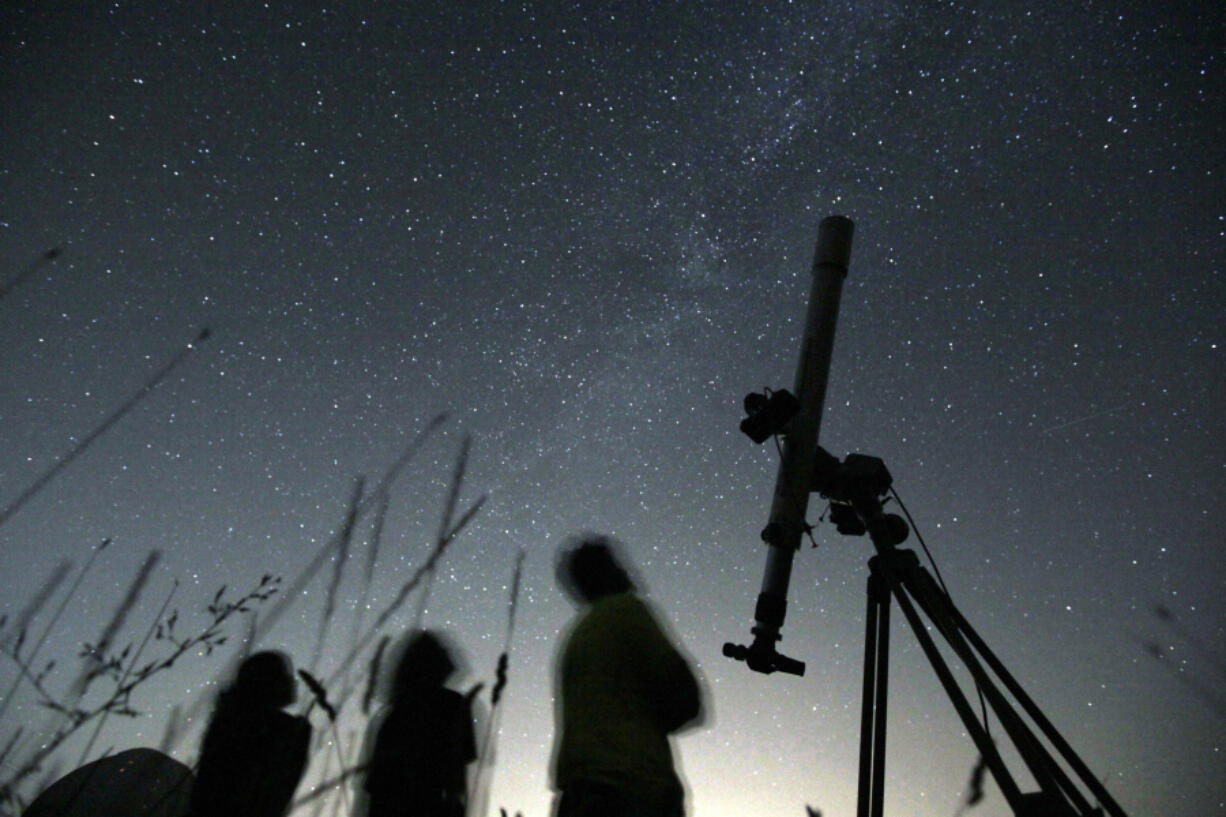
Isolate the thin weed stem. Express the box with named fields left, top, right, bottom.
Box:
left=312, top=476, right=365, bottom=674
left=77, top=578, right=179, bottom=765
left=0, top=329, right=211, bottom=534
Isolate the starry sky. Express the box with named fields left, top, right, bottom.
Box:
left=1, top=1, right=1223, bottom=815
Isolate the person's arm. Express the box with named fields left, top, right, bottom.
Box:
left=288, top=716, right=311, bottom=780
left=633, top=599, right=703, bottom=733
left=658, top=647, right=702, bottom=732
left=268, top=714, right=311, bottom=816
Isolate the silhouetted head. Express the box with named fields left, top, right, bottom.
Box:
left=389, top=630, right=457, bottom=702
left=556, top=534, right=637, bottom=604
left=228, top=650, right=296, bottom=709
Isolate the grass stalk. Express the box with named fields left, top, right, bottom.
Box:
left=0, top=329, right=211, bottom=534
left=0, top=575, right=277, bottom=805
left=76, top=577, right=179, bottom=765
left=249, top=414, right=446, bottom=649
left=70, top=550, right=162, bottom=705
left=0, top=554, right=78, bottom=725
left=469, top=549, right=525, bottom=817
left=311, top=476, right=365, bottom=673
left=165, top=416, right=449, bottom=754
left=0, top=247, right=61, bottom=303
left=322, top=433, right=485, bottom=700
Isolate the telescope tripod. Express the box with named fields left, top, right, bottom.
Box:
left=722, top=216, right=1130, bottom=815
left=857, top=545, right=1126, bottom=817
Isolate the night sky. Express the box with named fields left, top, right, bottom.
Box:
left=2, top=1, right=1223, bottom=815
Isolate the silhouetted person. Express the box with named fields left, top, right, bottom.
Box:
left=552, top=535, right=704, bottom=817
left=362, top=630, right=477, bottom=817
left=188, top=651, right=310, bottom=817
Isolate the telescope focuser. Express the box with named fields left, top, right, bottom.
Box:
left=723, top=637, right=806, bottom=676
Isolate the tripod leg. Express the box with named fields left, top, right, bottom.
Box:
left=856, top=571, right=876, bottom=817
left=926, top=571, right=1127, bottom=817
left=870, top=575, right=889, bottom=817
left=905, top=566, right=1099, bottom=815
left=857, top=569, right=890, bottom=817
left=882, top=565, right=1028, bottom=812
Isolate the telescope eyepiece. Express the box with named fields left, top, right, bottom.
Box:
left=723, top=640, right=805, bottom=676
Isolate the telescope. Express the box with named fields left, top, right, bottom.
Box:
left=723, top=216, right=1128, bottom=817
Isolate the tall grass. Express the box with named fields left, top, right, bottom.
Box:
left=0, top=540, right=110, bottom=728
left=0, top=556, right=279, bottom=814
left=470, top=548, right=526, bottom=817
left=286, top=431, right=490, bottom=813
left=0, top=329, right=211, bottom=534
left=0, top=247, right=61, bottom=304
left=0, top=418, right=509, bottom=816
left=311, top=476, right=366, bottom=673
left=1142, top=604, right=1226, bottom=721
left=2, top=282, right=514, bottom=813
left=0, top=558, right=74, bottom=726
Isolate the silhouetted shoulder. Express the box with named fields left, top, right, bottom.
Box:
left=363, top=668, right=475, bottom=817
left=190, top=706, right=310, bottom=817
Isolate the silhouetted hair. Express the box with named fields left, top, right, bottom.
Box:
left=223, top=651, right=295, bottom=710
left=389, top=630, right=456, bottom=703
left=557, top=534, right=636, bottom=603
